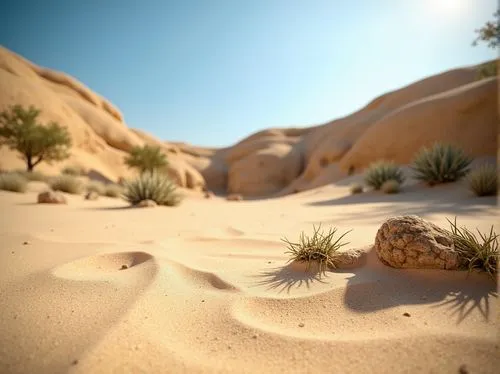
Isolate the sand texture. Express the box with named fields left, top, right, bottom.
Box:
left=0, top=172, right=498, bottom=373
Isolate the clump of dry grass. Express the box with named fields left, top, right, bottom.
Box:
left=61, top=165, right=86, bottom=176
left=86, top=180, right=106, bottom=195
left=14, top=169, right=50, bottom=183
left=350, top=183, right=363, bottom=194
left=50, top=175, right=84, bottom=194
left=0, top=172, right=27, bottom=193
left=364, top=161, right=405, bottom=190
left=281, top=225, right=352, bottom=274
left=123, top=171, right=181, bottom=206
left=446, top=217, right=498, bottom=277
left=104, top=183, right=123, bottom=198
left=467, top=164, right=497, bottom=197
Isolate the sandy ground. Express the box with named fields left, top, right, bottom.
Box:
left=0, top=177, right=498, bottom=374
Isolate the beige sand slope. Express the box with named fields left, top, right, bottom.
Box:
left=0, top=169, right=497, bottom=373
left=0, top=45, right=497, bottom=196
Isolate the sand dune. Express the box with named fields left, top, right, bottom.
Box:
left=0, top=46, right=497, bottom=197
left=0, top=174, right=497, bottom=373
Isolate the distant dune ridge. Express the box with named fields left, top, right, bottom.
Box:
left=0, top=45, right=497, bottom=195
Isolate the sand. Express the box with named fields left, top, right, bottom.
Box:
left=0, top=173, right=498, bottom=374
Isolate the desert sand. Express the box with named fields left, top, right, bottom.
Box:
left=0, top=167, right=498, bottom=374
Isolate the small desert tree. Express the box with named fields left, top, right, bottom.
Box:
left=124, top=144, right=168, bottom=174
left=0, top=105, right=72, bottom=172
left=472, top=10, right=500, bottom=49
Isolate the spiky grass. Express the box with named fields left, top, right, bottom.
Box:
left=281, top=225, right=352, bottom=274
left=123, top=171, right=181, bottom=206
left=364, top=161, right=405, bottom=190
left=50, top=175, right=84, bottom=194
left=104, top=183, right=123, bottom=198
left=0, top=173, right=27, bottom=193
left=467, top=164, right=498, bottom=197
left=86, top=180, right=106, bottom=195
left=411, top=143, right=472, bottom=186
left=381, top=179, right=401, bottom=194
left=446, top=217, right=498, bottom=277
left=350, top=183, right=363, bottom=194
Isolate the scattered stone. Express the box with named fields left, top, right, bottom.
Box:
left=71, top=360, right=79, bottom=366
left=136, top=199, right=157, bottom=208
left=120, top=265, right=128, bottom=270
left=201, top=300, right=205, bottom=303
left=332, top=246, right=371, bottom=269
left=227, top=193, right=243, bottom=201
left=38, top=190, right=67, bottom=204
left=403, top=312, right=411, bottom=317
left=374, top=215, right=459, bottom=270
left=298, top=323, right=305, bottom=327
left=22, top=241, right=29, bottom=245
left=252, top=334, right=258, bottom=339
left=11, top=251, right=14, bottom=254
left=84, top=191, right=99, bottom=201
left=204, top=191, right=215, bottom=199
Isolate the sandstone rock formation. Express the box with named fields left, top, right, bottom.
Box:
left=37, top=190, right=67, bottom=204
left=1, top=46, right=497, bottom=197
left=374, top=215, right=460, bottom=270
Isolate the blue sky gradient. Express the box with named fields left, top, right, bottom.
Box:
left=0, top=0, right=497, bottom=147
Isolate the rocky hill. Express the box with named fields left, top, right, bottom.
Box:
left=0, top=46, right=497, bottom=196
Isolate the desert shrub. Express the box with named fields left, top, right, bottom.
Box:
left=447, top=217, right=498, bottom=277
left=467, top=164, right=497, bottom=197
left=475, top=60, right=497, bottom=80
left=281, top=225, right=351, bottom=273
left=0, top=105, right=71, bottom=172
left=86, top=180, right=106, bottom=195
left=50, top=175, right=84, bottom=194
left=381, top=179, right=401, bottom=194
left=104, top=183, right=123, bottom=198
left=0, top=172, right=27, bottom=193
left=350, top=183, right=363, bottom=194
left=411, top=143, right=472, bottom=185
left=124, top=145, right=168, bottom=174
left=13, top=169, right=49, bottom=182
left=123, top=171, right=181, bottom=206
left=62, top=165, right=86, bottom=176
left=364, top=161, right=405, bottom=190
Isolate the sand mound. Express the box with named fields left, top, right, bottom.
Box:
left=0, top=46, right=496, bottom=197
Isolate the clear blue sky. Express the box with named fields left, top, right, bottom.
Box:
left=0, top=0, right=497, bottom=147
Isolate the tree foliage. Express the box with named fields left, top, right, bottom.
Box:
left=0, top=105, right=72, bottom=171
left=472, top=10, right=500, bottom=49
left=124, top=144, right=168, bottom=173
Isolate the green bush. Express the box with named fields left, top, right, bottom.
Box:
left=124, top=145, right=168, bottom=174
left=350, top=183, right=363, bottom=194
left=475, top=60, right=497, bottom=80
left=104, top=183, right=123, bottom=198
left=364, top=161, right=405, bottom=190
left=0, top=173, right=27, bottom=193
left=50, top=175, right=84, bottom=194
left=381, top=179, right=401, bottom=194
left=281, top=225, right=351, bottom=273
left=123, top=171, right=181, bottom=206
left=62, top=165, right=86, bottom=176
left=467, top=164, right=497, bottom=197
left=13, top=169, right=49, bottom=183
left=411, top=143, right=472, bottom=185
left=447, top=217, right=498, bottom=277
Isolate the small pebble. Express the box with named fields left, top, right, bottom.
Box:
left=252, top=334, right=258, bottom=339
left=403, top=312, right=411, bottom=317
left=120, top=265, right=128, bottom=270
left=71, top=359, right=79, bottom=366
left=23, top=241, right=29, bottom=245
left=298, top=323, right=305, bottom=327
left=458, top=364, right=469, bottom=374
left=11, top=251, right=15, bottom=254
left=201, top=300, right=205, bottom=303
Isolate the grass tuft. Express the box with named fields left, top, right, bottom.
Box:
left=50, top=175, right=84, bottom=194
left=467, top=163, right=497, bottom=197
left=13, top=169, right=50, bottom=183
left=381, top=179, right=401, bottom=194
left=123, top=171, right=181, bottom=206
left=104, top=183, right=123, bottom=198
left=61, top=165, right=86, bottom=176
left=411, top=142, right=472, bottom=185
left=446, top=217, right=498, bottom=277
left=281, top=224, right=352, bottom=274
left=86, top=180, right=106, bottom=195
left=364, top=161, right=405, bottom=190
left=0, top=172, right=28, bottom=193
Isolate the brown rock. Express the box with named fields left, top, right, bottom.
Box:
left=85, top=191, right=99, bottom=200
left=227, top=193, right=243, bottom=201
left=37, top=190, right=67, bottom=204
left=204, top=191, right=215, bottom=199
left=136, top=199, right=157, bottom=208
left=374, top=215, right=459, bottom=270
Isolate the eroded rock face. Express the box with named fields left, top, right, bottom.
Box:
left=37, top=190, right=67, bottom=204
left=374, top=215, right=459, bottom=270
